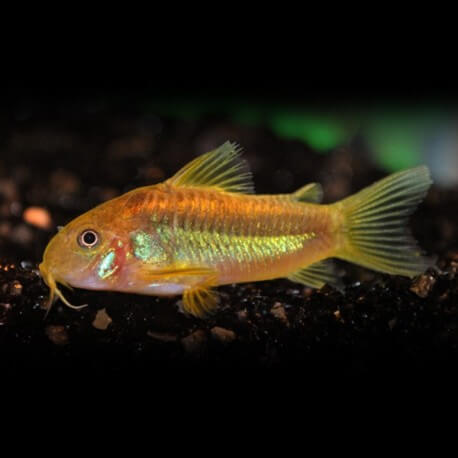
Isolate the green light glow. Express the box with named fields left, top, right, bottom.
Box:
left=369, top=130, right=419, bottom=171
left=365, top=113, right=434, bottom=171
left=268, top=112, right=348, bottom=152
left=230, top=107, right=263, bottom=126
left=145, top=98, right=447, bottom=173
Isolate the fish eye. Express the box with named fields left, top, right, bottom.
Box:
left=78, top=229, right=100, bottom=248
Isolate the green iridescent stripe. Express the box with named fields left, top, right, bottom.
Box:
left=166, top=225, right=316, bottom=266
left=130, top=230, right=168, bottom=263
left=130, top=218, right=316, bottom=266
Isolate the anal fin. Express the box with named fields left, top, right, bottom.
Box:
left=287, top=259, right=342, bottom=291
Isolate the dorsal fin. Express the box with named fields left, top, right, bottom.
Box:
left=166, top=141, right=255, bottom=194
left=293, top=183, right=323, bottom=203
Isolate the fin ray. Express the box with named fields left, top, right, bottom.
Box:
left=166, top=141, right=254, bottom=194
left=182, top=285, right=219, bottom=318
left=287, top=259, right=342, bottom=290
left=293, top=183, right=323, bottom=203
left=336, top=166, right=435, bottom=277
left=134, top=263, right=220, bottom=318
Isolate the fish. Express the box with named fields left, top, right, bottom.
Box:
left=39, top=141, right=435, bottom=317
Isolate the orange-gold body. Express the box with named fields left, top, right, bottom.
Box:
left=108, top=185, right=338, bottom=286
left=39, top=142, right=434, bottom=318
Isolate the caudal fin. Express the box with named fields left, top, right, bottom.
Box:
left=335, top=166, right=435, bottom=277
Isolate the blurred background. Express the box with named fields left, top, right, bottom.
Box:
left=0, top=88, right=457, bottom=373
left=150, top=93, right=458, bottom=185
left=1, top=88, right=456, bottom=261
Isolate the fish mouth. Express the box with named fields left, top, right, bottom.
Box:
left=39, top=262, right=88, bottom=315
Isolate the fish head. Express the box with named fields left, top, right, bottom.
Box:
left=39, top=204, right=128, bottom=311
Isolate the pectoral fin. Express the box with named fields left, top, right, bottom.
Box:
left=136, top=263, right=220, bottom=318
left=137, top=263, right=217, bottom=283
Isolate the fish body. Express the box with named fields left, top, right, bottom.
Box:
left=74, top=186, right=335, bottom=289
left=39, top=142, right=434, bottom=317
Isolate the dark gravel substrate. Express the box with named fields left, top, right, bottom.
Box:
left=0, top=106, right=457, bottom=375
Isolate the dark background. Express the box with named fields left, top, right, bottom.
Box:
left=0, top=86, right=457, bottom=378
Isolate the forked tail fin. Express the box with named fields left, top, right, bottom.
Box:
left=335, top=166, right=435, bottom=277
